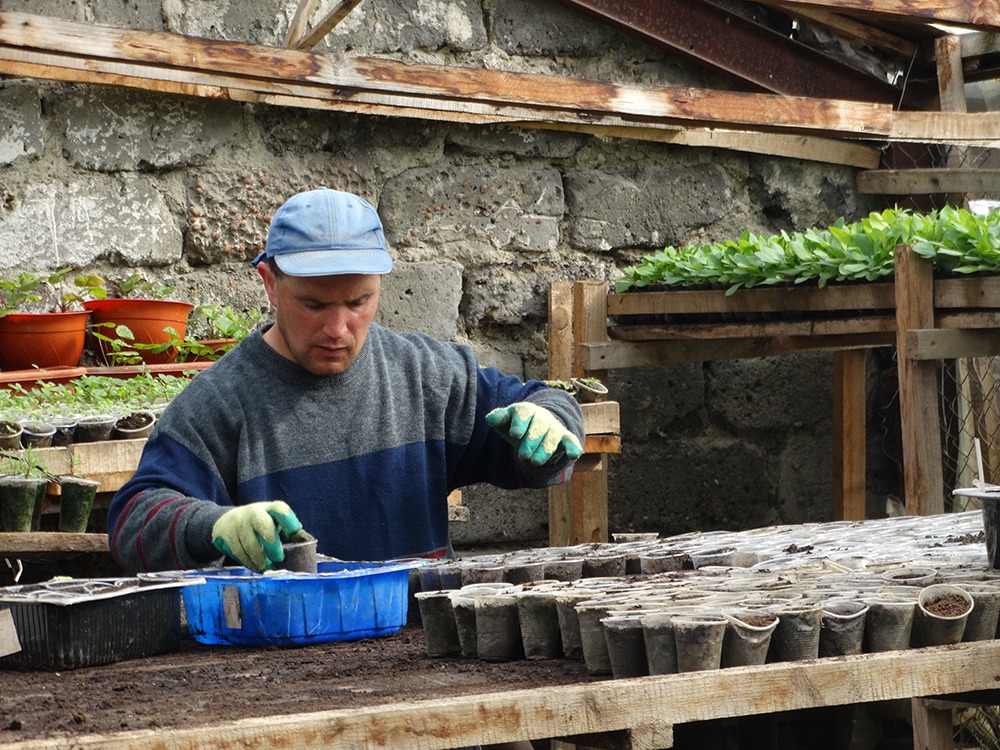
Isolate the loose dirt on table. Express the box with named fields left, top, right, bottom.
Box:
left=0, top=626, right=591, bottom=743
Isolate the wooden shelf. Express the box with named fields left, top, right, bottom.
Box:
left=0, top=531, right=108, bottom=555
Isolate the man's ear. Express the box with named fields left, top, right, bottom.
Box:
left=258, top=261, right=279, bottom=307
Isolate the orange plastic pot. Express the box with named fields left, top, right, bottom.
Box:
left=0, top=311, right=91, bottom=370
left=84, top=299, right=193, bottom=365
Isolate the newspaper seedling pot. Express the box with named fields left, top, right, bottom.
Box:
left=602, top=614, right=648, bottom=678
left=863, top=596, right=916, bottom=652
left=414, top=590, right=460, bottom=657
left=475, top=593, right=523, bottom=662
left=672, top=614, right=727, bottom=672
left=957, top=583, right=1000, bottom=642
left=58, top=477, right=100, bottom=533
left=275, top=537, right=318, bottom=574
left=819, top=599, right=869, bottom=657
left=517, top=590, right=562, bottom=659
left=641, top=611, right=679, bottom=675
left=770, top=605, right=822, bottom=662
left=554, top=591, right=591, bottom=660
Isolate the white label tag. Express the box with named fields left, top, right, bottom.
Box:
left=0, top=609, right=22, bottom=658
left=222, top=586, right=242, bottom=630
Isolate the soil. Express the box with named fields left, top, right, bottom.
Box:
left=0, top=625, right=592, bottom=743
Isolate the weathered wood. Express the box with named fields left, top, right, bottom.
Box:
left=10, top=641, right=1000, bottom=750
left=282, top=0, right=321, bottom=47
left=906, top=328, right=1000, bottom=360
left=764, top=0, right=1000, bottom=28
left=761, top=1, right=919, bottom=58
left=857, top=168, right=1000, bottom=194
left=610, top=316, right=895, bottom=342
left=0, top=532, right=108, bottom=554
left=910, top=698, right=954, bottom=750
left=895, top=246, right=945, bottom=516
left=581, top=402, right=620, bottom=436
left=583, top=435, right=622, bottom=454
left=832, top=350, right=867, bottom=521
left=583, top=333, right=895, bottom=370
left=609, top=283, right=895, bottom=316
left=549, top=281, right=576, bottom=548
left=292, top=0, right=366, bottom=51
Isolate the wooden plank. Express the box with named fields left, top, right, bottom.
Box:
left=282, top=0, right=321, bottom=48
left=548, top=281, right=576, bottom=549
left=832, top=350, right=867, bottom=521
left=0, top=13, right=898, bottom=139
left=857, top=168, right=1000, bottom=194
left=906, top=328, right=1000, bottom=360
left=573, top=282, right=611, bottom=545
left=891, top=110, right=1000, bottom=145
left=608, top=284, right=895, bottom=316
left=960, top=30, right=1000, bottom=58
left=895, top=246, right=945, bottom=516
left=583, top=435, right=621, bottom=454
left=0, top=532, right=107, bottom=554
left=581, top=402, right=620, bottom=436
left=609, top=315, right=895, bottom=342
left=68, top=438, right=145, bottom=492
left=293, top=0, right=366, bottom=51
left=911, top=698, right=954, bottom=750
left=13, top=640, right=1000, bottom=750
left=761, top=1, right=919, bottom=58
left=548, top=482, right=574, bottom=547
left=761, top=0, right=1000, bottom=29
left=583, top=333, right=896, bottom=370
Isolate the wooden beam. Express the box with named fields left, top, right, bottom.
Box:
left=548, top=282, right=575, bottom=548
left=832, top=350, right=867, bottom=521
left=282, top=0, right=321, bottom=48
left=581, top=402, right=620, bottom=436
left=17, top=640, right=1000, bottom=749
left=760, top=0, right=1000, bottom=30
left=0, top=532, right=108, bottom=554
left=906, top=328, right=1000, bottom=360
left=762, top=1, right=919, bottom=60
left=609, top=316, right=895, bottom=342
left=293, top=0, right=366, bottom=51
left=895, top=245, right=945, bottom=516
left=857, top=168, right=1000, bottom=194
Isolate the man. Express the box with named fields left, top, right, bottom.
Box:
left=108, top=187, right=585, bottom=574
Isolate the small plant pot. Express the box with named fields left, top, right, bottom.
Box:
left=881, top=566, right=937, bottom=587
left=914, top=584, right=974, bottom=647
left=582, top=553, right=627, bottom=578
left=19, top=420, right=55, bottom=448
left=475, top=593, right=523, bottom=662
left=770, top=605, right=822, bottom=662
left=541, top=556, right=584, bottom=582
left=48, top=417, right=78, bottom=447
left=517, top=590, right=562, bottom=660
left=75, top=415, right=117, bottom=443
left=572, top=377, right=608, bottom=403
left=721, top=611, right=778, bottom=667
left=576, top=600, right=618, bottom=674
left=502, top=559, right=546, bottom=585
left=957, top=583, right=1000, bottom=642
left=639, top=550, right=686, bottom=574
left=414, top=591, right=461, bottom=657
left=641, top=611, right=679, bottom=675
left=672, top=614, right=727, bottom=672
left=0, top=420, right=23, bottom=450
left=819, top=599, right=869, bottom=657
left=275, top=537, right=318, bottom=574
left=0, top=476, right=47, bottom=532
left=863, top=597, right=916, bottom=652
left=554, top=591, right=591, bottom=660
left=602, top=614, right=648, bottom=679
left=57, top=477, right=100, bottom=533
left=114, top=410, right=156, bottom=440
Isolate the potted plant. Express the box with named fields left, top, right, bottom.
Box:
left=572, top=376, right=609, bottom=403
left=84, top=273, right=194, bottom=365
left=57, top=454, right=100, bottom=533
left=177, top=304, right=263, bottom=362
left=0, top=268, right=105, bottom=370
left=0, top=447, right=52, bottom=532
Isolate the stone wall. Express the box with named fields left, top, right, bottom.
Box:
left=0, top=0, right=897, bottom=547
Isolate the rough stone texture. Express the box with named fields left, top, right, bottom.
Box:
left=0, top=80, right=43, bottom=166
left=0, top=2, right=898, bottom=549
left=0, top=177, right=181, bottom=271
left=380, top=165, right=564, bottom=256
left=377, top=261, right=463, bottom=341
left=51, top=88, right=244, bottom=171
left=706, top=355, right=833, bottom=433
left=566, top=163, right=733, bottom=251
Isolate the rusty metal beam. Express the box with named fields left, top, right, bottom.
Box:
left=555, top=0, right=899, bottom=104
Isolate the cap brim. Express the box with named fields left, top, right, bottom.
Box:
left=273, top=249, right=393, bottom=276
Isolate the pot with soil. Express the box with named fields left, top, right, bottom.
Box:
left=57, top=476, right=100, bottom=533
left=75, top=414, right=117, bottom=443
left=721, top=610, right=778, bottom=667
left=0, top=420, right=23, bottom=450
left=0, top=475, right=47, bottom=532
left=913, top=584, right=974, bottom=647
left=672, top=613, right=727, bottom=672
left=819, top=599, right=869, bottom=657
left=19, top=420, right=55, bottom=448
left=113, top=410, right=156, bottom=440
left=572, top=377, right=608, bottom=403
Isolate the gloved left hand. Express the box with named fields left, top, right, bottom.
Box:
left=486, top=402, right=584, bottom=466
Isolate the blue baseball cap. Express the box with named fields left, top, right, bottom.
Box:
left=252, top=188, right=392, bottom=276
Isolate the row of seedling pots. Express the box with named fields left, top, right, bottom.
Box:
left=0, top=409, right=157, bottom=449
left=413, top=510, right=997, bottom=675
left=0, top=472, right=100, bottom=533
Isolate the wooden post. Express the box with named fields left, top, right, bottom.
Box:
left=934, top=33, right=969, bottom=209
left=911, top=698, right=954, bottom=750
left=571, top=281, right=610, bottom=544
left=548, top=281, right=575, bottom=547
left=895, top=245, right=945, bottom=516
left=832, top=350, right=867, bottom=520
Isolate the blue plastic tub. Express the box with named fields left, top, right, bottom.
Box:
left=182, top=560, right=422, bottom=646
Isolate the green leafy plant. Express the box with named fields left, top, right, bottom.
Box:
left=192, top=304, right=263, bottom=341
left=613, top=206, right=1000, bottom=295
left=112, top=273, right=177, bottom=300
left=0, top=445, right=52, bottom=480
left=542, top=379, right=576, bottom=393
left=0, top=268, right=106, bottom=316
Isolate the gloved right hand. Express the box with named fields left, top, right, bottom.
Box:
left=211, top=501, right=303, bottom=573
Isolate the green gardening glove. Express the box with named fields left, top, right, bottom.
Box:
left=486, top=402, right=584, bottom=466
left=211, top=501, right=303, bottom=573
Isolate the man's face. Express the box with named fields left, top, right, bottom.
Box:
left=259, top=262, right=381, bottom=376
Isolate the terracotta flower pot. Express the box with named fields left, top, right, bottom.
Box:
left=84, top=299, right=193, bottom=365
left=0, top=311, right=91, bottom=370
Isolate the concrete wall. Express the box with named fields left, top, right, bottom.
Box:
left=0, top=0, right=897, bottom=547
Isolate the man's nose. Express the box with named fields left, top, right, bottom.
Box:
left=322, top=307, right=349, bottom=338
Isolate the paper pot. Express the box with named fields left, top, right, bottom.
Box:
left=913, top=584, right=973, bottom=647
left=58, top=477, right=100, bottom=533
left=721, top=611, right=778, bottom=668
